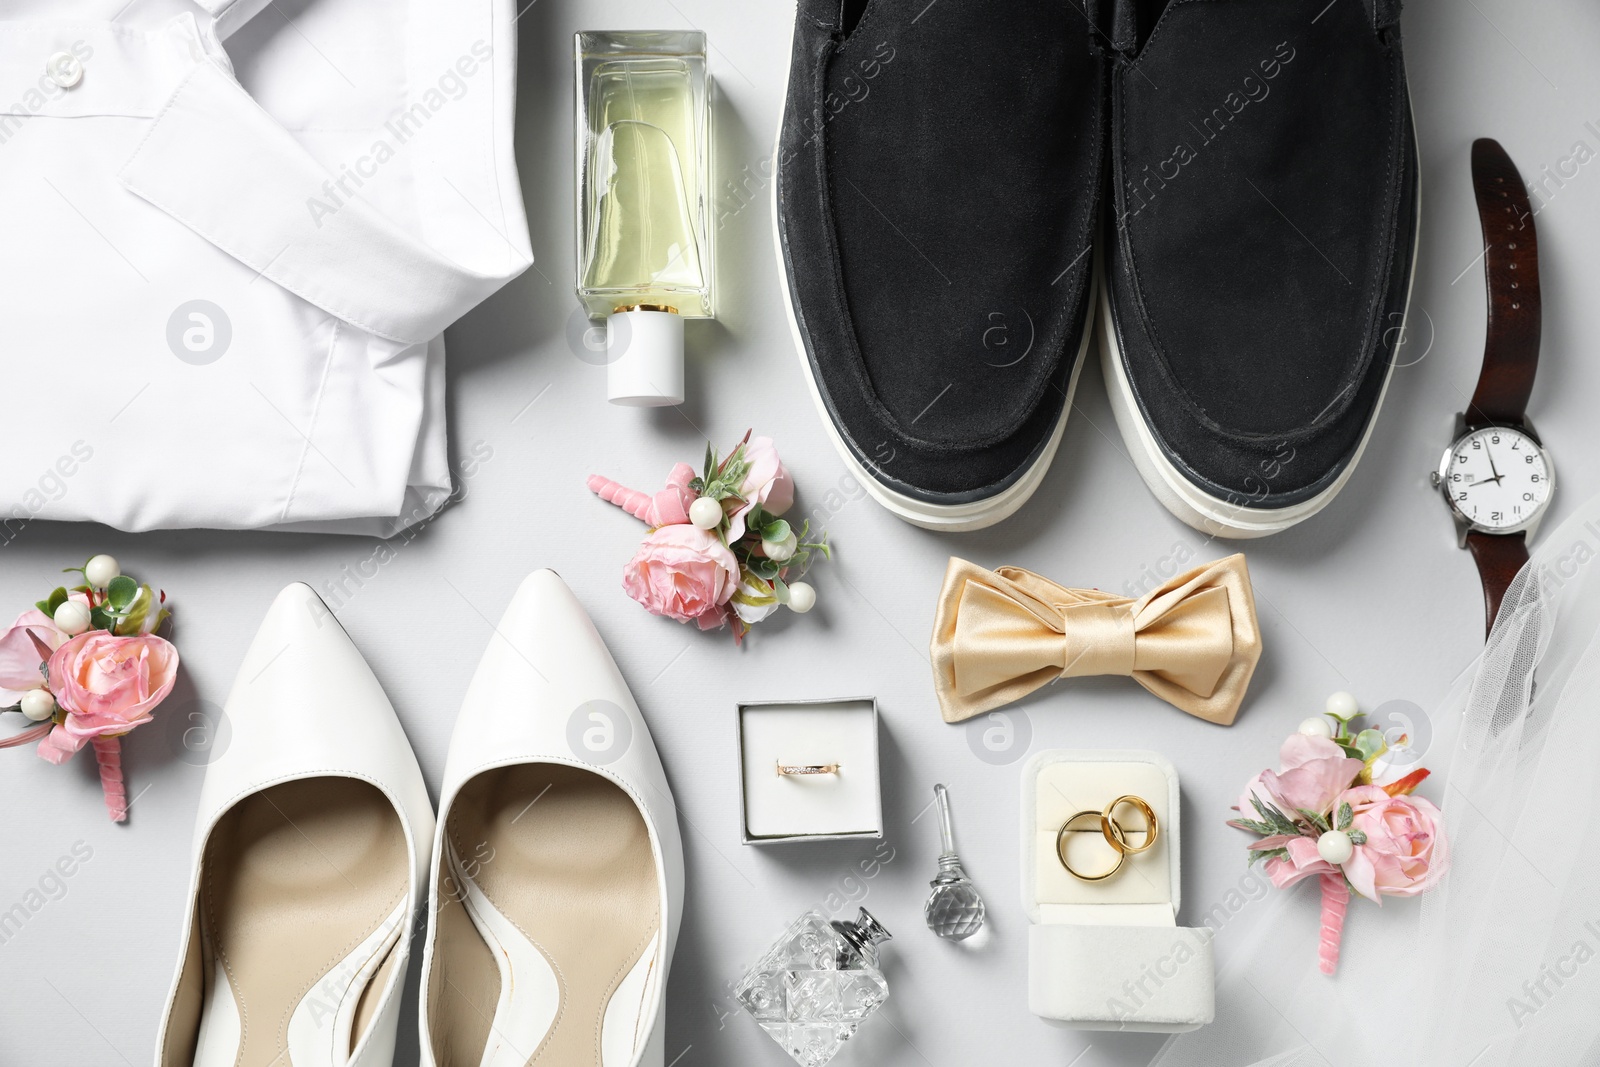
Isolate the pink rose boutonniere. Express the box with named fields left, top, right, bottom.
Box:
left=622, top=524, right=741, bottom=630
left=1228, top=691, right=1448, bottom=975
left=0, top=554, right=179, bottom=822
left=590, top=431, right=831, bottom=642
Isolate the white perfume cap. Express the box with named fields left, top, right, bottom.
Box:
left=607, top=307, right=684, bottom=406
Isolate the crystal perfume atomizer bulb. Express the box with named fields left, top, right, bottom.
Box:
left=923, top=783, right=986, bottom=940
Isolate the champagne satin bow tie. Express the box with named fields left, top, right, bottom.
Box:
left=930, top=554, right=1261, bottom=725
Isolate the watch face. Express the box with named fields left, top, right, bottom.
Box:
left=1440, top=426, right=1554, bottom=532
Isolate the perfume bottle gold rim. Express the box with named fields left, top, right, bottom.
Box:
left=614, top=303, right=680, bottom=315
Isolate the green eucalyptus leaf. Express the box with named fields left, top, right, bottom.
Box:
left=773, top=577, right=790, bottom=605
left=761, top=519, right=791, bottom=543
left=1251, top=796, right=1301, bottom=837
left=1336, top=802, right=1353, bottom=831
left=44, top=587, right=68, bottom=615
left=89, top=606, right=115, bottom=632
left=106, top=575, right=138, bottom=608
left=1348, top=829, right=1368, bottom=846
left=751, top=559, right=780, bottom=581
left=1248, top=847, right=1289, bottom=868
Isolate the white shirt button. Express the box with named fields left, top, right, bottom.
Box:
left=46, top=52, right=83, bottom=89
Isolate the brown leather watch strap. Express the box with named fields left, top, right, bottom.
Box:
left=1466, top=530, right=1529, bottom=636
left=1465, top=138, right=1541, bottom=430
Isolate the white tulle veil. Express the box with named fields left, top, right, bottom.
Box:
left=1153, top=493, right=1600, bottom=1067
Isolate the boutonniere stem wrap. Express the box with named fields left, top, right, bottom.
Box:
left=0, top=554, right=178, bottom=822
left=930, top=554, right=1261, bottom=724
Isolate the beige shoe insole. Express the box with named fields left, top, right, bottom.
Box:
left=198, top=777, right=408, bottom=1067
left=431, top=764, right=660, bottom=1067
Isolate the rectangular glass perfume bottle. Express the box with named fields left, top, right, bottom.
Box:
left=575, top=30, right=712, bottom=406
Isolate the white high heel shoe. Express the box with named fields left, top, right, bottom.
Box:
left=154, top=584, right=435, bottom=1067
left=418, top=570, right=684, bottom=1067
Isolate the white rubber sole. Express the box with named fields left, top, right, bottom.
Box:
left=769, top=105, right=1093, bottom=532
left=1099, top=152, right=1422, bottom=540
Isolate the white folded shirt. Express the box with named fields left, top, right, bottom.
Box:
left=0, top=0, right=530, bottom=535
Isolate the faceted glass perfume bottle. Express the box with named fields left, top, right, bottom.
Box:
left=574, top=30, right=712, bottom=406
left=733, top=908, right=892, bottom=1067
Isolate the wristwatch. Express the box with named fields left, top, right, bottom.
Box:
left=1432, top=138, right=1553, bottom=636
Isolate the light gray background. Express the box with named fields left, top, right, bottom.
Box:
left=3, top=1, right=1597, bottom=1064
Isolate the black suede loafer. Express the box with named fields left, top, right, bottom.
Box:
left=1101, top=0, right=1418, bottom=538
left=775, top=0, right=1106, bottom=530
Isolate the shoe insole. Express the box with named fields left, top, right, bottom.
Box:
left=435, top=764, right=660, bottom=1067
left=196, top=777, right=408, bottom=1067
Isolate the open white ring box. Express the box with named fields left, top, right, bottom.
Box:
left=1021, top=749, right=1214, bottom=1032
left=736, top=698, right=883, bottom=844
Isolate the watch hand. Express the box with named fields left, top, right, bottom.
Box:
left=1485, top=447, right=1503, bottom=484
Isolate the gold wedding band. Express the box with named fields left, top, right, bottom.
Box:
left=776, top=761, right=840, bottom=776
left=1057, top=810, right=1127, bottom=881
left=1102, top=795, right=1159, bottom=855
left=1056, top=795, right=1160, bottom=882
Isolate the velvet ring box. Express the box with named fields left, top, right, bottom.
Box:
left=1021, top=749, right=1214, bottom=1032
left=736, top=698, right=883, bottom=845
